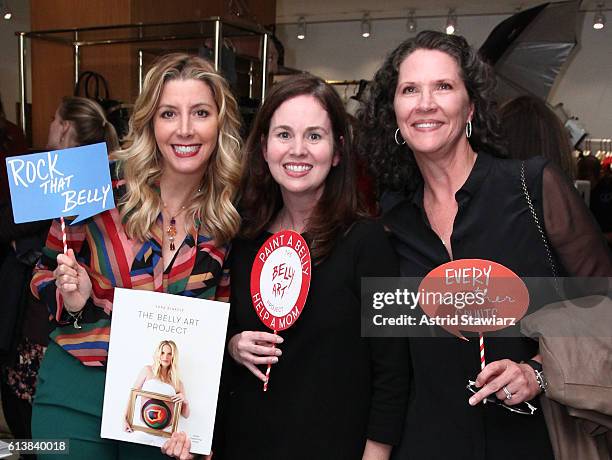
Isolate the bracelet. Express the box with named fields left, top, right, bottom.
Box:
left=65, top=307, right=84, bottom=329
left=524, top=359, right=548, bottom=393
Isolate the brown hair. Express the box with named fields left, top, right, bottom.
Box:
left=58, top=96, right=120, bottom=153
left=499, top=95, right=575, bottom=180
left=240, top=74, right=362, bottom=261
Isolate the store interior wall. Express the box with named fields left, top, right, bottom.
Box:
left=0, top=0, right=31, bottom=124
left=0, top=4, right=610, bottom=138
left=277, top=11, right=612, bottom=139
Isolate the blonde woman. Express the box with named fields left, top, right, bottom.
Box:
left=124, top=340, right=189, bottom=433
left=47, top=95, right=120, bottom=152
left=31, top=53, right=242, bottom=459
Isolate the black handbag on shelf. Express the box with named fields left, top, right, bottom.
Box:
left=74, top=71, right=131, bottom=140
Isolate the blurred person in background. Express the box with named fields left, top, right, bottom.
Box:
left=1, top=96, right=119, bottom=454
left=499, top=95, right=576, bottom=180
left=577, top=154, right=612, bottom=247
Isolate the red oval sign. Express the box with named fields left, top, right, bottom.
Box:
left=417, top=259, right=529, bottom=339
left=250, top=230, right=312, bottom=331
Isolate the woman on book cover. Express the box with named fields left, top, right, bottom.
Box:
left=124, top=339, right=190, bottom=434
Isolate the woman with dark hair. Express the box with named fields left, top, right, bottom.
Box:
left=499, top=95, right=576, bottom=180
left=216, top=74, right=409, bottom=460
left=358, top=30, right=611, bottom=459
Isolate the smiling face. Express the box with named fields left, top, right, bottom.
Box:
left=159, top=344, right=173, bottom=369
left=393, top=49, right=474, bottom=159
left=153, top=78, right=219, bottom=179
left=263, top=94, right=339, bottom=203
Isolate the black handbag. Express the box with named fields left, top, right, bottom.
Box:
left=74, top=71, right=131, bottom=140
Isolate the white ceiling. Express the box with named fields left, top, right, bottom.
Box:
left=276, top=0, right=604, bottom=23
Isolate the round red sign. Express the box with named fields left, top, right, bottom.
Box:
left=250, top=230, right=312, bottom=331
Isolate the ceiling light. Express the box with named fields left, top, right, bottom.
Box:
left=445, top=9, right=457, bottom=35
left=297, top=16, right=306, bottom=40
left=593, top=5, right=606, bottom=30
left=2, top=1, right=12, bottom=20
left=361, top=13, right=371, bottom=38
left=407, top=10, right=417, bottom=33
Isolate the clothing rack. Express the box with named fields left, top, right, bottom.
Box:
left=16, top=18, right=272, bottom=134
left=580, top=138, right=612, bottom=158
left=583, top=138, right=612, bottom=145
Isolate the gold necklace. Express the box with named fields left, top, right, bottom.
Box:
left=163, top=203, right=187, bottom=251
left=277, top=209, right=304, bottom=233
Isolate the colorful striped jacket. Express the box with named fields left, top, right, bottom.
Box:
left=31, top=172, right=230, bottom=367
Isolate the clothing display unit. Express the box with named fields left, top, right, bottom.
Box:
left=15, top=18, right=273, bottom=137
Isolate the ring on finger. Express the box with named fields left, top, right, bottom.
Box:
left=502, top=386, right=513, bottom=400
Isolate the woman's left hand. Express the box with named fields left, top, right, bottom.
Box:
left=172, top=392, right=187, bottom=404
left=161, top=432, right=199, bottom=459
left=468, top=359, right=540, bottom=406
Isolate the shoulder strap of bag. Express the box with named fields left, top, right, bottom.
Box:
left=521, top=161, right=559, bottom=281
left=75, top=71, right=93, bottom=97
left=95, top=72, right=110, bottom=100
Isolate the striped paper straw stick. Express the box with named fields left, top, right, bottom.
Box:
left=60, top=216, right=68, bottom=254
left=479, top=332, right=486, bottom=404
left=263, top=330, right=278, bottom=392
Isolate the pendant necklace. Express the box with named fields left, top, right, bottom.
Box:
left=162, top=187, right=201, bottom=251
left=163, top=202, right=188, bottom=251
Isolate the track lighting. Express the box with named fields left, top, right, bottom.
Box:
left=297, top=16, right=306, bottom=40
left=445, top=9, right=457, bottom=35
left=361, top=13, right=371, bottom=38
left=407, top=10, right=417, bottom=33
left=593, top=4, right=606, bottom=30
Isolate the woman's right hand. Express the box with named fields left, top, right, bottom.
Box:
left=228, top=331, right=283, bottom=382
left=53, top=248, right=92, bottom=312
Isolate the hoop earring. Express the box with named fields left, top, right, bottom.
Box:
left=465, top=120, right=472, bottom=138
left=394, top=128, right=406, bottom=145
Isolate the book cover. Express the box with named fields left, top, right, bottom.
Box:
left=101, top=288, right=229, bottom=455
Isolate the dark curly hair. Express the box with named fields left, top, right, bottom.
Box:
left=356, top=30, right=505, bottom=197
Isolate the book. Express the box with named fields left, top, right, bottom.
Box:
left=101, top=288, right=229, bottom=455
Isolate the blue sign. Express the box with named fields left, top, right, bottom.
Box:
left=5, top=142, right=115, bottom=224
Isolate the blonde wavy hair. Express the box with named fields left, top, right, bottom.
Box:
left=112, top=53, right=242, bottom=244
left=151, top=340, right=181, bottom=391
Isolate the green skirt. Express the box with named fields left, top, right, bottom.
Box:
left=32, top=341, right=169, bottom=460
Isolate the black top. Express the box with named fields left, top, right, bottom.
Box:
left=382, top=153, right=612, bottom=460
left=219, top=220, right=410, bottom=460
